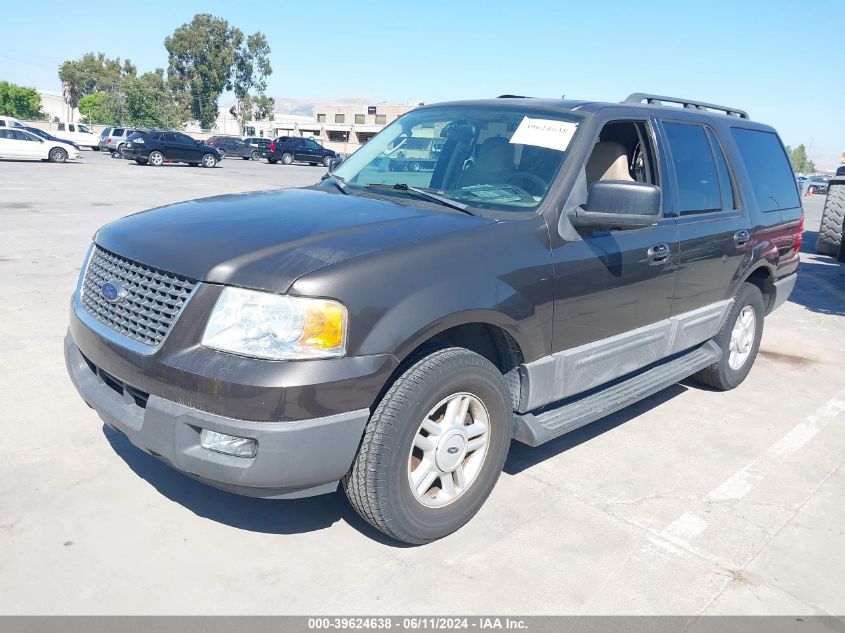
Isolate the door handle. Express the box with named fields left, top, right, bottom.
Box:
left=647, top=243, right=671, bottom=265
left=734, top=230, right=750, bottom=247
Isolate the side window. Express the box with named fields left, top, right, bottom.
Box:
left=57, top=123, right=65, bottom=131
left=706, top=129, right=735, bottom=210
left=68, top=124, right=76, bottom=132
left=663, top=122, right=721, bottom=215
left=0, top=121, right=5, bottom=127
left=586, top=120, right=658, bottom=185
left=731, top=128, right=800, bottom=212
left=14, top=130, right=37, bottom=141
left=113, top=128, right=125, bottom=136
left=0, top=129, right=12, bottom=138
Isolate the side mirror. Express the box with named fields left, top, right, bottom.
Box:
left=328, top=156, right=345, bottom=172
left=570, top=180, right=661, bottom=229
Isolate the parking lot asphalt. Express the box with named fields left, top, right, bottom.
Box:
left=1, top=150, right=844, bottom=615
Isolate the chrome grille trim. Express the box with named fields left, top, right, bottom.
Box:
left=80, top=246, right=197, bottom=347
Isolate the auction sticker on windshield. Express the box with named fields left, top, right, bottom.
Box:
left=509, top=117, right=578, bottom=152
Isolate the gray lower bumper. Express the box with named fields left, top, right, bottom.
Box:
left=770, top=273, right=798, bottom=313
left=65, top=333, right=369, bottom=499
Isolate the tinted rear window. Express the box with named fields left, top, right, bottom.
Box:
left=731, top=128, right=799, bottom=211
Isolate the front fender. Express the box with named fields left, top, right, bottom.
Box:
left=289, top=217, right=554, bottom=364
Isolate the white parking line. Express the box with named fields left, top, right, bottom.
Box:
left=707, top=388, right=845, bottom=502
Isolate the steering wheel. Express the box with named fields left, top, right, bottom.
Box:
left=507, top=171, right=549, bottom=195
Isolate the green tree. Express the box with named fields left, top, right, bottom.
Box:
left=58, top=53, right=136, bottom=110
left=789, top=144, right=816, bottom=173
left=232, top=32, right=272, bottom=133
left=0, top=81, right=44, bottom=119
left=123, top=69, right=190, bottom=129
left=165, top=14, right=243, bottom=129
left=78, top=91, right=120, bottom=124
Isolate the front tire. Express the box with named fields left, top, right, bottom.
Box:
left=48, top=147, right=68, bottom=163
left=693, top=283, right=764, bottom=391
left=148, top=151, right=164, bottom=167
left=344, top=347, right=512, bottom=544
left=816, top=184, right=844, bottom=256
left=251, top=150, right=261, bottom=161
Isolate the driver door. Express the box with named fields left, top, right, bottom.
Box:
left=551, top=119, right=678, bottom=358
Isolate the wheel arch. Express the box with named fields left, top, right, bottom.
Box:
left=736, top=263, right=776, bottom=313
left=389, top=314, right=526, bottom=411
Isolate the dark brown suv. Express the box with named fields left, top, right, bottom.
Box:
left=66, top=94, right=801, bottom=544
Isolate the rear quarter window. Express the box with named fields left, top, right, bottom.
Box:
left=731, top=128, right=799, bottom=211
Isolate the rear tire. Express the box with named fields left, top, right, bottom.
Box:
left=323, top=155, right=332, bottom=167
left=281, top=152, right=293, bottom=165
left=816, top=184, right=844, bottom=256
left=343, top=347, right=512, bottom=545
left=48, top=147, right=67, bottom=163
left=92, top=146, right=100, bottom=151
left=693, top=283, right=764, bottom=391
left=148, top=151, right=164, bottom=167
left=201, top=153, right=217, bottom=168
left=251, top=150, right=261, bottom=161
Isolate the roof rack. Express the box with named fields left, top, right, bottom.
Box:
left=497, top=94, right=532, bottom=99
left=624, top=93, right=749, bottom=119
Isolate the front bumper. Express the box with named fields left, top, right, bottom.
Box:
left=65, top=333, right=370, bottom=498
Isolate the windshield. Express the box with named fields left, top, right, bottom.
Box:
left=332, top=105, right=582, bottom=212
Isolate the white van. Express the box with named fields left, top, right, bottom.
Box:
left=53, top=122, right=100, bottom=149
left=0, top=115, right=26, bottom=128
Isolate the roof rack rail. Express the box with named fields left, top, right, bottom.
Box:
left=624, top=93, right=749, bottom=119
left=497, top=94, right=532, bottom=99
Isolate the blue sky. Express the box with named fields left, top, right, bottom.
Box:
left=3, top=0, right=843, bottom=168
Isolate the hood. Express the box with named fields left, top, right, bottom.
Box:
left=95, top=188, right=491, bottom=292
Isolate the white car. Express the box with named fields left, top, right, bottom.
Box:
left=0, top=115, right=26, bottom=128
left=53, top=121, right=99, bottom=149
left=0, top=128, right=80, bottom=162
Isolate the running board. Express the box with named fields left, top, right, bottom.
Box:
left=512, top=340, right=721, bottom=447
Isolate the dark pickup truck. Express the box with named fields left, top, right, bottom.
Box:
left=65, top=93, right=802, bottom=544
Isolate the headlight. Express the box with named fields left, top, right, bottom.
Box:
left=201, top=287, right=347, bottom=360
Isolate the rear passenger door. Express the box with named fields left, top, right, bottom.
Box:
left=658, top=120, right=750, bottom=315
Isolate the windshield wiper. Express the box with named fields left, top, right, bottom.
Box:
left=322, top=173, right=350, bottom=195
left=365, top=183, right=473, bottom=215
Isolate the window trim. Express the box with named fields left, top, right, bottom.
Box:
left=704, top=127, right=741, bottom=213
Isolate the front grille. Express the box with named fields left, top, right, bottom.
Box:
left=81, top=246, right=197, bottom=347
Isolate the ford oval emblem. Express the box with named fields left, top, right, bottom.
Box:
left=447, top=446, right=460, bottom=454
left=100, top=280, right=127, bottom=304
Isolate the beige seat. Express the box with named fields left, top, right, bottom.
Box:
left=586, top=142, right=633, bottom=182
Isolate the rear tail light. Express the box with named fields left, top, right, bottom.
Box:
left=270, top=143, right=276, bottom=153
left=794, top=215, right=804, bottom=253
left=106, top=138, right=111, bottom=143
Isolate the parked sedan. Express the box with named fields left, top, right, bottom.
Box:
left=20, top=126, right=81, bottom=151
left=122, top=131, right=221, bottom=167
left=0, top=128, right=80, bottom=162
left=206, top=135, right=260, bottom=160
